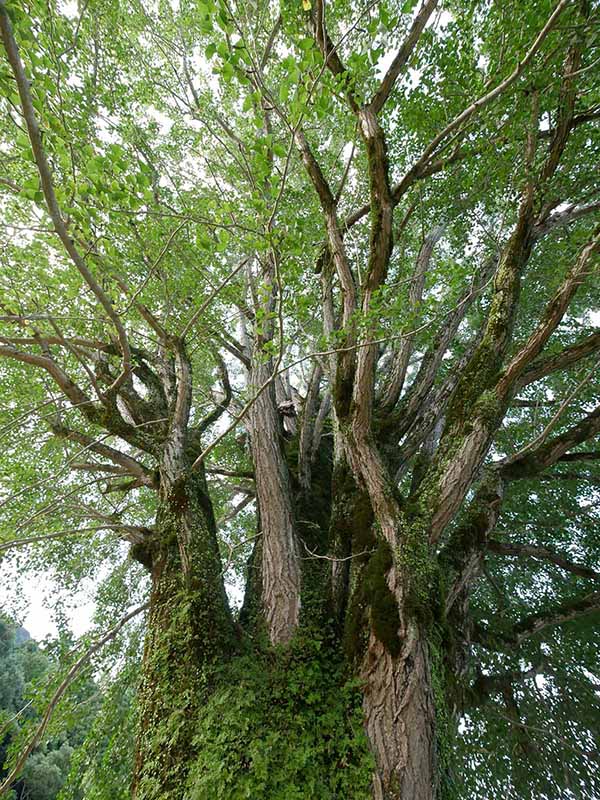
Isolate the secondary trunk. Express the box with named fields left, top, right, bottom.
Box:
left=247, top=358, right=301, bottom=644
left=362, top=619, right=438, bottom=799
left=333, top=462, right=440, bottom=798
left=131, top=467, right=234, bottom=800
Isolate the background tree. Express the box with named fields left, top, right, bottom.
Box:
left=0, top=616, right=99, bottom=800
left=0, top=0, right=599, bottom=798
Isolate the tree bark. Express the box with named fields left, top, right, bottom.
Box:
left=363, top=623, right=437, bottom=800
left=333, top=465, right=439, bottom=799
left=247, top=358, right=301, bottom=644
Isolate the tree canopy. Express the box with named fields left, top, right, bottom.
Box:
left=0, top=0, right=599, bottom=798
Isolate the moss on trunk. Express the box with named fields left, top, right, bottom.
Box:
left=132, top=475, right=235, bottom=800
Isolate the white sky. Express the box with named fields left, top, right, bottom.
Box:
left=0, top=560, right=96, bottom=640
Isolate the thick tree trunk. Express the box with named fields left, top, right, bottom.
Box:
left=362, top=622, right=437, bottom=800
left=131, top=466, right=234, bottom=800
left=332, top=459, right=439, bottom=799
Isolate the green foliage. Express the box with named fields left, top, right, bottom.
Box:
left=459, top=471, right=600, bottom=800
left=187, top=635, right=373, bottom=800
left=0, top=616, right=96, bottom=800
left=21, top=744, right=74, bottom=800
left=0, top=0, right=599, bottom=797
left=57, top=659, right=138, bottom=800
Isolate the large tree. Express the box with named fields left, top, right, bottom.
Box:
left=0, top=0, right=599, bottom=797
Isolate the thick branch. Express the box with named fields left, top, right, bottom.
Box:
left=487, top=539, right=600, bottom=581
left=476, top=591, right=600, bottom=650
left=514, top=591, right=600, bottom=643
left=169, top=340, right=192, bottom=443
left=498, top=229, right=600, bottom=396
left=297, top=362, right=322, bottom=492
left=0, top=524, right=152, bottom=552
left=310, top=0, right=360, bottom=112
left=500, top=404, right=600, bottom=479
left=532, top=200, right=600, bottom=240
left=517, top=330, right=600, bottom=389
left=559, top=449, right=600, bottom=463
left=442, top=474, right=505, bottom=616
left=468, top=662, right=543, bottom=709
left=51, top=423, right=157, bottom=488
left=0, top=344, right=91, bottom=408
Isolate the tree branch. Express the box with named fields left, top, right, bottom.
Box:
left=559, top=449, right=600, bottom=462
left=0, top=523, right=152, bottom=552
left=517, top=330, right=600, bottom=389
left=196, top=349, right=233, bottom=434
left=487, top=539, right=600, bottom=581
left=380, top=224, right=444, bottom=410
left=500, top=404, right=600, bottom=479
left=498, top=228, right=600, bottom=396
left=397, top=0, right=570, bottom=203
left=0, top=4, right=132, bottom=392
left=475, top=591, right=600, bottom=650
left=51, top=423, right=157, bottom=488
left=513, top=591, right=600, bottom=643
left=369, top=0, right=439, bottom=114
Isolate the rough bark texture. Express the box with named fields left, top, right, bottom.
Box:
left=347, top=521, right=439, bottom=799
left=363, top=626, right=437, bottom=800
left=247, top=358, right=301, bottom=644
left=3, top=4, right=598, bottom=799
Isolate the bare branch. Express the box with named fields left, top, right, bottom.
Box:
left=300, top=537, right=375, bottom=563
left=518, top=330, right=600, bottom=388
left=380, top=224, right=444, bottom=410
left=217, top=493, right=255, bottom=528
left=206, top=466, right=254, bottom=479
left=513, top=591, right=600, bottom=643
left=498, top=230, right=600, bottom=396
left=500, top=403, right=600, bottom=479
left=0, top=523, right=151, bottom=553
left=51, top=423, right=157, bottom=488
left=197, top=349, right=233, bottom=434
